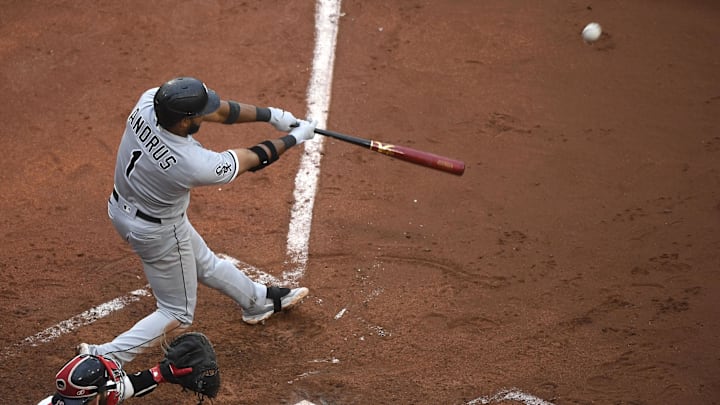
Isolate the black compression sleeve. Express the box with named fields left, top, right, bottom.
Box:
left=256, top=107, right=271, bottom=122
left=224, top=101, right=241, bottom=124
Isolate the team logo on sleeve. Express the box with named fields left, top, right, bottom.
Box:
left=215, top=162, right=232, bottom=176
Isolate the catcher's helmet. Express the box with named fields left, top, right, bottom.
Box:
left=154, top=77, right=220, bottom=128
left=52, top=354, right=124, bottom=405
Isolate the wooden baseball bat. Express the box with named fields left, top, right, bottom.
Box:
left=314, top=128, right=465, bottom=176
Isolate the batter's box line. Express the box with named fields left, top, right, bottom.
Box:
left=218, top=254, right=284, bottom=286
left=467, top=388, right=555, bottom=405
left=1, top=256, right=285, bottom=362
left=292, top=388, right=554, bottom=405
left=0, top=287, right=152, bottom=361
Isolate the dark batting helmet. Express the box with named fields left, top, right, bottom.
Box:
left=154, top=77, right=220, bottom=128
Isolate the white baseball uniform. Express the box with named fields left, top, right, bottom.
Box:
left=90, top=88, right=268, bottom=365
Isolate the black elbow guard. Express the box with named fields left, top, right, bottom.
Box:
left=248, top=140, right=279, bottom=172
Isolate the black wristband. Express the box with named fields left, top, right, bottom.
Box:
left=129, top=370, right=159, bottom=397
left=224, top=101, right=240, bottom=124
left=280, top=134, right=297, bottom=149
left=256, top=107, right=271, bottom=122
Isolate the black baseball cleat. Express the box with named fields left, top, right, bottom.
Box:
left=242, top=286, right=309, bottom=325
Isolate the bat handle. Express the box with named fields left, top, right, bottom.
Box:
left=314, top=128, right=371, bottom=148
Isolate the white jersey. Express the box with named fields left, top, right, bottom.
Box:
left=113, top=88, right=239, bottom=219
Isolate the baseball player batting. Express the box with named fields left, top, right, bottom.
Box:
left=78, top=77, right=316, bottom=365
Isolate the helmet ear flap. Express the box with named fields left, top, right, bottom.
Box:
left=154, top=96, right=187, bottom=129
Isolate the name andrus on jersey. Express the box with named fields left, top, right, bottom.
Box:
left=128, top=108, right=178, bottom=170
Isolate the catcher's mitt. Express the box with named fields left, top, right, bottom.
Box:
left=160, top=332, right=220, bottom=403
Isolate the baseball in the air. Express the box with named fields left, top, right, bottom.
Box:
left=582, top=22, right=602, bottom=43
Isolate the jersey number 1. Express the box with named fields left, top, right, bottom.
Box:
left=126, top=150, right=142, bottom=177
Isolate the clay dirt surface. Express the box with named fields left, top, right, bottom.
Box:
left=1, top=1, right=719, bottom=404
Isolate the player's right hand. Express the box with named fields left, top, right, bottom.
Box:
left=268, top=107, right=299, bottom=131
left=289, top=119, right=318, bottom=145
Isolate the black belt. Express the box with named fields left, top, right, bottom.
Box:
left=111, top=189, right=162, bottom=224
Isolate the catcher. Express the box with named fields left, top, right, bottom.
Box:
left=37, top=333, right=220, bottom=405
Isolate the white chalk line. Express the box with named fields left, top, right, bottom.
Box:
left=295, top=389, right=554, bottom=405
left=467, top=388, right=556, bottom=405
left=220, top=255, right=281, bottom=286
left=283, top=0, right=342, bottom=284
left=1, top=287, right=152, bottom=359
left=0, top=259, right=281, bottom=361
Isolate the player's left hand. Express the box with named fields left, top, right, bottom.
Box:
left=268, top=107, right=299, bottom=131
left=289, top=118, right=318, bottom=145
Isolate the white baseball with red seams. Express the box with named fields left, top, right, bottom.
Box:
left=582, top=22, right=602, bottom=42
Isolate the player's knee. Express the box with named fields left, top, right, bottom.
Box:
left=159, top=307, right=195, bottom=325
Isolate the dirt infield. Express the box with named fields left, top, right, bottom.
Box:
left=1, top=1, right=719, bottom=404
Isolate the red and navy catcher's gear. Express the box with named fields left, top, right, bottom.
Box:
left=52, top=354, right=125, bottom=405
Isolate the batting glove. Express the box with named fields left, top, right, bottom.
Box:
left=289, top=119, right=318, bottom=145
left=268, top=107, right=299, bottom=132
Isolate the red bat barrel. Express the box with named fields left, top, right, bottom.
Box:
left=369, top=141, right=465, bottom=176
left=314, top=128, right=465, bottom=176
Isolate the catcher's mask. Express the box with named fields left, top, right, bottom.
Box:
left=52, top=354, right=124, bottom=405
left=154, top=77, right=220, bottom=129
